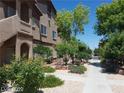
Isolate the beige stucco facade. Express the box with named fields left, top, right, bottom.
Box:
left=33, top=0, right=58, bottom=58
left=0, top=0, right=59, bottom=65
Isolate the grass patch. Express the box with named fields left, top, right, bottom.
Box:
left=69, top=65, right=87, bottom=74
left=42, top=66, right=55, bottom=73
left=41, top=75, right=64, bottom=88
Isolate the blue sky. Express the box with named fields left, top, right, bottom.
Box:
left=52, top=0, right=112, bottom=50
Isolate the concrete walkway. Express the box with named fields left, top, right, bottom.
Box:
left=83, top=59, right=113, bottom=93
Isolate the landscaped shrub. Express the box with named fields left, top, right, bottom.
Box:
left=33, top=44, right=52, bottom=63
left=0, top=67, right=8, bottom=93
left=69, top=65, right=87, bottom=74
left=56, top=37, right=92, bottom=65
left=42, top=66, right=55, bottom=73
left=74, top=60, right=81, bottom=65
left=9, top=57, right=44, bottom=93
left=1, top=57, right=64, bottom=93
left=41, top=75, right=64, bottom=88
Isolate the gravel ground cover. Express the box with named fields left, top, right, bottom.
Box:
left=42, top=70, right=86, bottom=93
left=42, top=80, right=84, bottom=93
left=111, top=85, right=124, bottom=93
left=107, top=74, right=124, bottom=80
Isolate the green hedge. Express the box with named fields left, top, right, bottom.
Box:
left=69, top=65, right=87, bottom=74
left=0, top=66, right=8, bottom=93
left=42, top=66, right=55, bottom=73
left=41, top=75, right=64, bottom=88
left=10, top=58, right=44, bottom=93
left=0, top=58, right=64, bottom=93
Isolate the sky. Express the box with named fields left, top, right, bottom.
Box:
left=52, top=0, right=112, bottom=50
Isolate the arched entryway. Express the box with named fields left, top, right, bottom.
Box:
left=21, top=43, right=29, bottom=59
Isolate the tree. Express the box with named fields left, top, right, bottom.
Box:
left=101, top=32, right=124, bottom=65
left=56, top=42, right=69, bottom=58
left=56, top=37, right=79, bottom=58
left=95, top=0, right=124, bottom=37
left=55, top=3, right=89, bottom=65
left=77, top=42, right=92, bottom=60
left=56, top=10, right=73, bottom=41
left=94, top=48, right=100, bottom=56
left=73, top=4, right=89, bottom=35
left=68, top=37, right=79, bottom=57
left=95, top=0, right=124, bottom=70
left=56, top=3, right=89, bottom=41
left=56, top=37, right=92, bottom=63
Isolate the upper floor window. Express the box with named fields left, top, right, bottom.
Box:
left=52, top=31, right=57, bottom=40
left=4, top=6, right=16, bottom=18
left=32, top=17, right=35, bottom=27
left=51, top=11, right=56, bottom=19
left=32, top=17, right=39, bottom=28
left=40, top=24, right=47, bottom=36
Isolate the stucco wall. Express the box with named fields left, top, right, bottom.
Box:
left=16, top=33, right=33, bottom=59
left=0, top=36, right=16, bottom=64
left=36, top=2, right=58, bottom=45
left=0, top=15, right=19, bottom=44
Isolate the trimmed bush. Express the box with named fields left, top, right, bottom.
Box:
left=33, top=44, right=52, bottom=61
left=9, top=57, right=44, bottom=93
left=69, top=65, right=87, bottom=74
left=0, top=67, right=8, bottom=93
left=42, top=66, right=55, bottom=73
left=41, top=75, right=64, bottom=88
left=0, top=57, right=64, bottom=93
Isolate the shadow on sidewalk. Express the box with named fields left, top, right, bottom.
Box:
left=90, top=62, right=101, bottom=68
left=37, top=90, right=44, bottom=93
left=90, top=63, right=117, bottom=74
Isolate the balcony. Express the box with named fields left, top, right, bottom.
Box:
left=0, top=15, right=33, bottom=44
left=20, top=20, right=32, bottom=35
left=0, top=15, right=18, bottom=43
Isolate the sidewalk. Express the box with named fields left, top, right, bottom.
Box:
left=83, top=62, right=113, bottom=93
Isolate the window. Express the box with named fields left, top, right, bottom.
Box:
left=32, top=17, right=39, bottom=28
left=48, top=20, right=51, bottom=27
left=51, top=11, right=56, bottom=19
left=52, top=31, right=57, bottom=40
left=4, top=6, right=16, bottom=18
left=40, top=24, right=47, bottom=36
left=32, top=17, right=35, bottom=27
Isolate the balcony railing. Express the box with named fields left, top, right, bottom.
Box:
left=20, top=20, right=32, bottom=35
left=0, top=15, right=18, bottom=43
left=0, top=15, right=33, bottom=44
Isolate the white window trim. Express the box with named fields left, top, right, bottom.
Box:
left=40, top=24, right=47, bottom=36
left=52, top=31, right=57, bottom=40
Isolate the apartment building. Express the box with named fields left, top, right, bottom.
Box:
left=0, top=0, right=60, bottom=65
